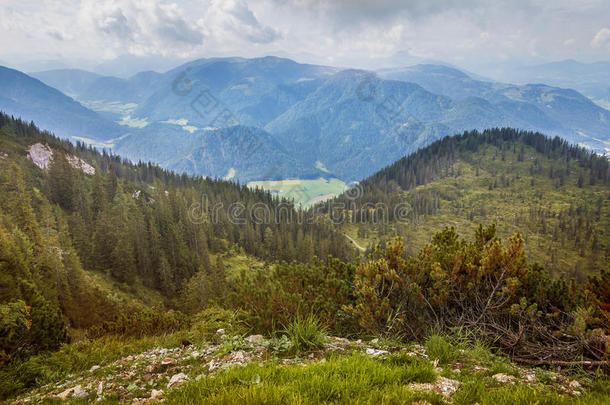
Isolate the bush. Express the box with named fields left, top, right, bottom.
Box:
left=283, top=314, right=327, bottom=353
left=86, top=306, right=187, bottom=339
left=188, top=306, right=248, bottom=343
left=345, top=225, right=606, bottom=363
left=231, top=258, right=356, bottom=334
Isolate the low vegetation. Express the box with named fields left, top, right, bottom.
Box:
left=0, top=117, right=607, bottom=402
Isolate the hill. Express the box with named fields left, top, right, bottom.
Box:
left=379, top=64, right=610, bottom=153
left=1, top=116, right=608, bottom=402
left=502, top=60, right=610, bottom=109
left=0, top=66, right=125, bottom=141
left=0, top=111, right=353, bottom=368
left=331, top=128, right=609, bottom=279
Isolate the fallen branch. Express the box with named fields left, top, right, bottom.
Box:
left=512, top=357, right=609, bottom=368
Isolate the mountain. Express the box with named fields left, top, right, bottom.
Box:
left=29, top=69, right=102, bottom=99
left=333, top=128, right=609, bottom=278
left=23, top=57, right=610, bottom=184
left=0, top=66, right=125, bottom=141
left=379, top=64, right=610, bottom=152
left=132, top=56, right=337, bottom=128
left=265, top=70, right=454, bottom=181
left=503, top=60, right=610, bottom=109
left=1, top=115, right=607, bottom=402
left=0, top=112, right=353, bottom=363
left=114, top=124, right=324, bottom=181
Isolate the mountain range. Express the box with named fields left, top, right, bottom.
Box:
left=498, top=59, right=610, bottom=110
left=0, top=56, right=606, bottom=184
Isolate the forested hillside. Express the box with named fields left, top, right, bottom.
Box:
left=0, top=116, right=608, bottom=403
left=0, top=112, right=353, bottom=362
left=333, top=128, right=609, bottom=278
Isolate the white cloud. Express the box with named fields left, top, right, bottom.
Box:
left=200, top=0, right=280, bottom=44
left=0, top=0, right=609, bottom=73
left=591, top=27, right=610, bottom=48
left=78, top=0, right=205, bottom=55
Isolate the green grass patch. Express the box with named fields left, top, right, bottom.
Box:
left=284, top=314, right=328, bottom=353
left=166, top=352, right=439, bottom=404
left=247, top=177, right=347, bottom=207
left=0, top=332, right=188, bottom=399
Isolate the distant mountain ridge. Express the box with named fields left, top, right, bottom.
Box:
left=7, top=56, right=610, bottom=183
left=0, top=66, right=125, bottom=141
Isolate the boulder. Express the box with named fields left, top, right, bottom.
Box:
left=167, top=373, right=189, bottom=389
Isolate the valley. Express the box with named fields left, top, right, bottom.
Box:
left=6, top=56, right=605, bottom=187
left=1, top=3, right=610, bottom=400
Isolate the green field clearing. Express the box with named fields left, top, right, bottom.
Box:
left=247, top=177, right=347, bottom=207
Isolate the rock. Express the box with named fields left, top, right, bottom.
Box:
left=96, top=381, right=103, bottom=396
left=569, top=380, right=582, bottom=389
left=522, top=372, right=536, bottom=383
left=216, top=328, right=225, bottom=335
left=324, top=343, right=345, bottom=352
left=150, top=389, right=163, bottom=399
left=90, top=365, right=100, bottom=372
left=245, top=334, right=264, bottom=344
left=409, top=377, right=460, bottom=397
left=492, top=373, right=515, bottom=383
left=370, top=338, right=379, bottom=344
left=27, top=143, right=53, bottom=170
left=365, top=348, right=388, bottom=357
left=57, top=385, right=87, bottom=400
left=27, top=143, right=95, bottom=174
left=161, top=357, right=177, bottom=366
left=167, top=373, right=189, bottom=389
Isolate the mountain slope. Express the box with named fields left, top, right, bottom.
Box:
left=0, top=66, right=124, bottom=140
left=19, top=58, right=610, bottom=183
left=132, top=56, right=336, bottom=128
left=114, top=124, right=324, bottom=181
left=505, top=59, right=610, bottom=108
left=333, top=128, right=609, bottom=278
left=379, top=64, right=610, bottom=152
left=0, top=112, right=354, bottom=365
left=29, top=69, right=102, bottom=99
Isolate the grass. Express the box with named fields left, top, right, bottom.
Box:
left=283, top=314, right=328, bottom=353
left=247, top=177, right=347, bottom=207
left=166, top=353, right=440, bottom=404
left=5, top=328, right=610, bottom=404
left=425, top=334, right=463, bottom=364
left=0, top=332, right=188, bottom=399
left=454, top=377, right=610, bottom=405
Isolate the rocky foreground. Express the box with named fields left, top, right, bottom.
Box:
left=11, top=331, right=595, bottom=404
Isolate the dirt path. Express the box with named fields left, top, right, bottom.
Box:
left=343, top=232, right=366, bottom=251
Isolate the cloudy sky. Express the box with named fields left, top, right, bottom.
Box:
left=1, top=0, right=609, bottom=75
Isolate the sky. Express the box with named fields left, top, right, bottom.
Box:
left=1, top=0, right=609, bottom=75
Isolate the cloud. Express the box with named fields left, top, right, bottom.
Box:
left=202, top=0, right=281, bottom=44
left=591, top=27, right=610, bottom=48
left=1, top=0, right=609, bottom=74
left=47, top=30, right=66, bottom=41
left=79, top=0, right=205, bottom=54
